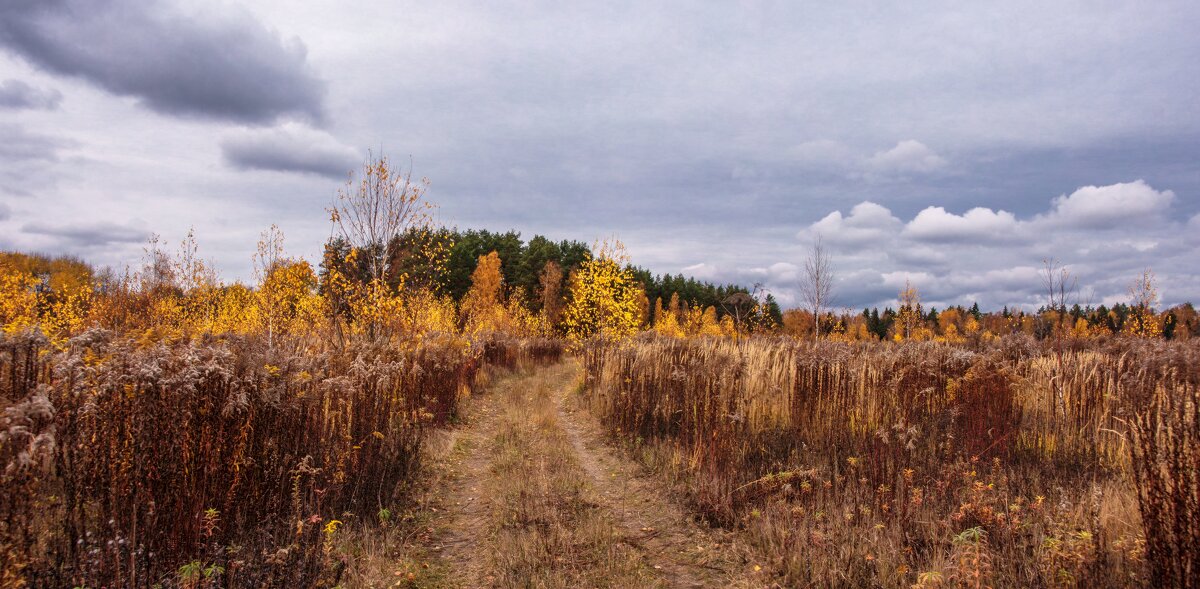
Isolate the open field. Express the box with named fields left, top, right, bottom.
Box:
left=11, top=331, right=1194, bottom=588
left=581, top=335, right=1200, bottom=587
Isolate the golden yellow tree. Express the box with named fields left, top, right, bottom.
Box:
left=504, top=288, right=542, bottom=336
left=894, top=279, right=922, bottom=341
left=0, top=259, right=39, bottom=333
left=1070, top=316, right=1104, bottom=340
left=460, top=251, right=506, bottom=334
left=0, top=253, right=96, bottom=339
left=651, top=295, right=683, bottom=337
left=0, top=252, right=92, bottom=293
left=328, top=153, right=434, bottom=339
left=696, top=306, right=724, bottom=337
left=1125, top=268, right=1162, bottom=338
left=397, top=288, right=458, bottom=335
left=562, top=240, right=644, bottom=342
left=41, top=283, right=92, bottom=340
left=174, top=228, right=225, bottom=333
left=260, top=261, right=320, bottom=342
left=211, top=284, right=259, bottom=335
left=652, top=293, right=685, bottom=337
left=936, top=308, right=965, bottom=343
left=253, top=226, right=322, bottom=345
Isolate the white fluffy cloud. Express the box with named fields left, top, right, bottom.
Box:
left=897, top=179, right=1176, bottom=245
left=681, top=262, right=719, bottom=281
left=807, top=201, right=902, bottom=246
left=1040, top=180, right=1175, bottom=228
left=743, top=262, right=799, bottom=284
left=785, top=139, right=949, bottom=179
left=692, top=180, right=1195, bottom=311
left=903, top=206, right=1019, bottom=243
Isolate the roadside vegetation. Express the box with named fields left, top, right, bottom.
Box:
left=582, top=335, right=1197, bottom=587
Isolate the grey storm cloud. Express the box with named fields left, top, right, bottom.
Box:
left=22, top=221, right=150, bottom=246
left=0, top=123, right=72, bottom=161
left=0, top=1, right=1198, bottom=301
left=220, top=123, right=360, bottom=178
left=0, top=0, right=325, bottom=124
left=0, top=78, right=61, bottom=109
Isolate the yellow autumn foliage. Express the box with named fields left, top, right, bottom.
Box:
left=461, top=251, right=507, bottom=335
left=259, top=260, right=322, bottom=342
left=652, top=295, right=685, bottom=338
left=562, top=240, right=645, bottom=342
left=398, top=288, right=459, bottom=335
left=0, top=259, right=40, bottom=333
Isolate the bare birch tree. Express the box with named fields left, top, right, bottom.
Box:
left=254, top=224, right=285, bottom=349
left=1041, top=258, right=1077, bottom=326
left=1040, top=259, right=1078, bottom=417
left=799, top=234, right=835, bottom=338
left=329, top=152, right=432, bottom=285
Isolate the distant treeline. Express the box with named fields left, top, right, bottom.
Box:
left=320, top=228, right=780, bottom=325
left=11, top=243, right=1188, bottom=341
left=786, top=301, right=1197, bottom=341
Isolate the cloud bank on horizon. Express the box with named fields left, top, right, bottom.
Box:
left=0, top=0, right=1197, bottom=311
left=742, top=180, right=1199, bottom=310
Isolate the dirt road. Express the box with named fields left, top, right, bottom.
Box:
left=420, top=361, right=766, bottom=588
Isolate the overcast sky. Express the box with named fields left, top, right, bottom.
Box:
left=1, top=0, right=1197, bottom=310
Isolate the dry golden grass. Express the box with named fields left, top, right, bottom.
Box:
left=580, top=334, right=1199, bottom=588
left=483, top=363, right=659, bottom=588
left=0, top=328, right=562, bottom=588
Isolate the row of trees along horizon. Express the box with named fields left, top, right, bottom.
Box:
left=7, top=233, right=1196, bottom=343
left=5, top=233, right=1195, bottom=340
left=1, top=153, right=1195, bottom=343
left=0, top=230, right=779, bottom=340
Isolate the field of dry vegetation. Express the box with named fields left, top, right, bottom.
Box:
left=2, top=157, right=1197, bottom=588
left=0, top=324, right=569, bottom=587
left=581, top=335, right=1199, bottom=588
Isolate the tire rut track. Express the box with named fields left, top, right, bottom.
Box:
left=554, top=370, right=763, bottom=589
left=426, top=362, right=768, bottom=588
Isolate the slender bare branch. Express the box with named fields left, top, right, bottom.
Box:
left=799, top=234, right=835, bottom=338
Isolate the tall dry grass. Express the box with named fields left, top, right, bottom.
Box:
left=1127, top=346, right=1199, bottom=588
left=0, top=328, right=561, bottom=588
left=581, top=334, right=1199, bottom=587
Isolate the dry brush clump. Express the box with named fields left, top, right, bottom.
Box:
left=581, top=334, right=1200, bottom=587
left=478, top=334, right=565, bottom=373
left=1126, top=342, right=1200, bottom=588
left=0, top=327, right=484, bottom=588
